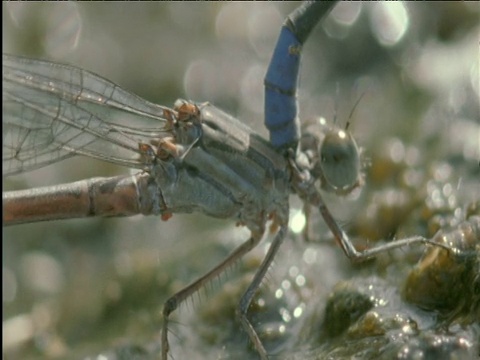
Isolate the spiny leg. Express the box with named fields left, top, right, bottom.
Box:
left=161, top=232, right=264, bottom=360
left=309, top=188, right=450, bottom=260
left=237, top=225, right=288, bottom=360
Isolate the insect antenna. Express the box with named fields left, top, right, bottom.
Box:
left=346, top=91, right=367, bottom=131
left=333, top=82, right=340, bottom=125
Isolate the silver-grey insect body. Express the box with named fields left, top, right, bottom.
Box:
left=147, top=102, right=291, bottom=235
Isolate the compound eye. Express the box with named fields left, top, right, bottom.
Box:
left=320, top=128, right=361, bottom=194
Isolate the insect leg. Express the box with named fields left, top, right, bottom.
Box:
left=161, top=231, right=265, bottom=360
left=237, top=225, right=288, bottom=360
left=311, top=189, right=451, bottom=261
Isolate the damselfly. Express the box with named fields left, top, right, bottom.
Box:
left=3, top=2, right=476, bottom=356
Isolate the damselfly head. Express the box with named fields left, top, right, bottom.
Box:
left=320, top=126, right=361, bottom=195
left=300, top=117, right=363, bottom=196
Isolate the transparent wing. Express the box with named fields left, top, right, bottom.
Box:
left=2, top=54, right=173, bottom=176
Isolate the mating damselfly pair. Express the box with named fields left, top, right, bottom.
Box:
left=4, top=2, right=480, bottom=360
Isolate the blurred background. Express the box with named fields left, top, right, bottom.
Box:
left=3, top=2, right=479, bottom=359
